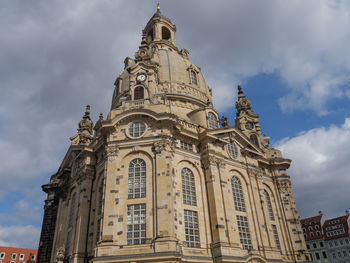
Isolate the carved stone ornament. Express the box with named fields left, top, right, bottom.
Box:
left=220, top=116, right=229, bottom=128
left=208, top=155, right=225, bottom=168
left=277, top=179, right=290, bottom=194
left=55, top=247, right=65, bottom=263
left=106, top=145, right=119, bottom=162
left=247, top=167, right=263, bottom=178
left=153, top=137, right=175, bottom=154
left=44, top=199, right=57, bottom=210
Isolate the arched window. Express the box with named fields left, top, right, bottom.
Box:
left=272, top=225, right=281, bottom=250
left=208, top=112, right=219, bottom=129
left=264, top=190, right=274, bottom=220
left=182, top=168, right=197, bottom=206
left=134, top=86, right=144, bottom=100
left=128, top=159, right=146, bottom=199
left=161, top=26, right=171, bottom=41
left=250, top=134, right=259, bottom=147
left=231, top=176, right=246, bottom=212
left=190, top=70, right=197, bottom=85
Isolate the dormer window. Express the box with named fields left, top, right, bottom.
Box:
left=190, top=70, right=197, bottom=85
left=161, top=26, right=171, bottom=41
left=134, top=86, right=144, bottom=100
left=208, top=112, right=219, bottom=129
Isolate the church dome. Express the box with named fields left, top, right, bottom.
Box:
left=111, top=9, right=213, bottom=110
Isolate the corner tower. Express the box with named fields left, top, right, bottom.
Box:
left=38, top=6, right=309, bottom=263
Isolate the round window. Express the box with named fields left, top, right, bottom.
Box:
left=128, top=121, right=146, bottom=138
left=227, top=142, right=238, bottom=159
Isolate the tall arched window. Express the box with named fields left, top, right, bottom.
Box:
left=134, top=86, right=144, bottom=100
left=208, top=112, right=219, bottom=129
left=182, top=168, right=197, bottom=206
left=128, top=159, right=146, bottom=199
left=231, top=176, right=246, bottom=212
left=264, top=190, right=274, bottom=220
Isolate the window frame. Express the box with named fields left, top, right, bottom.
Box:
left=128, top=121, right=146, bottom=138
left=180, top=141, right=193, bottom=152
left=134, top=86, right=144, bottom=100
left=181, top=168, right=197, bottom=206
left=184, top=209, right=200, bottom=248
left=227, top=142, right=238, bottom=159
left=189, top=70, right=198, bottom=85
left=207, top=112, right=219, bottom=129
left=236, top=215, right=252, bottom=250
left=264, top=190, right=274, bottom=221
left=272, top=224, right=281, bottom=250
left=231, top=176, right=246, bottom=212
left=128, top=158, right=146, bottom=199
left=126, top=203, right=146, bottom=245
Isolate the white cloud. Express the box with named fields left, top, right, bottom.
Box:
left=167, top=0, right=350, bottom=113
left=0, top=225, right=40, bottom=249
left=276, top=118, right=350, bottom=218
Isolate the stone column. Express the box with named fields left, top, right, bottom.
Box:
left=202, top=155, right=229, bottom=257
left=152, top=138, right=179, bottom=253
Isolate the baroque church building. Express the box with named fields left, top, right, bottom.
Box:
left=38, top=6, right=309, bottom=263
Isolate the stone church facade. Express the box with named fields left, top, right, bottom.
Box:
left=37, top=7, right=309, bottom=263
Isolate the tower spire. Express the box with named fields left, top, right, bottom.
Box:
left=157, top=2, right=160, bottom=11
left=235, top=85, right=251, bottom=115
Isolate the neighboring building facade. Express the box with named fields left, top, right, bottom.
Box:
left=37, top=6, right=309, bottom=263
left=301, top=213, right=329, bottom=262
left=301, top=212, right=350, bottom=263
left=324, top=214, right=350, bottom=263
left=0, top=247, right=37, bottom=263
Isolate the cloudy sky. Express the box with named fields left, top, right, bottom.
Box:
left=1, top=0, right=350, bottom=249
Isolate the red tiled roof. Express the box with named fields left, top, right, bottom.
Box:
left=300, top=215, right=322, bottom=225
left=300, top=215, right=324, bottom=241
left=0, top=246, right=38, bottom=263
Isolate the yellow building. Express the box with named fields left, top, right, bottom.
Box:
left=37, top=6, right=309, bottom=263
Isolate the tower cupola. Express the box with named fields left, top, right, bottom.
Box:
left=143, top=4, right=177, bottom=48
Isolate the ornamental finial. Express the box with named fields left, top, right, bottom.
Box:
left=157, top=2, right=160, bottom=11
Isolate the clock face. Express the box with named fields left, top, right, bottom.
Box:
left=245, top=121, right=254, bottom=130
left=137, top=73, right=146, bottom=82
